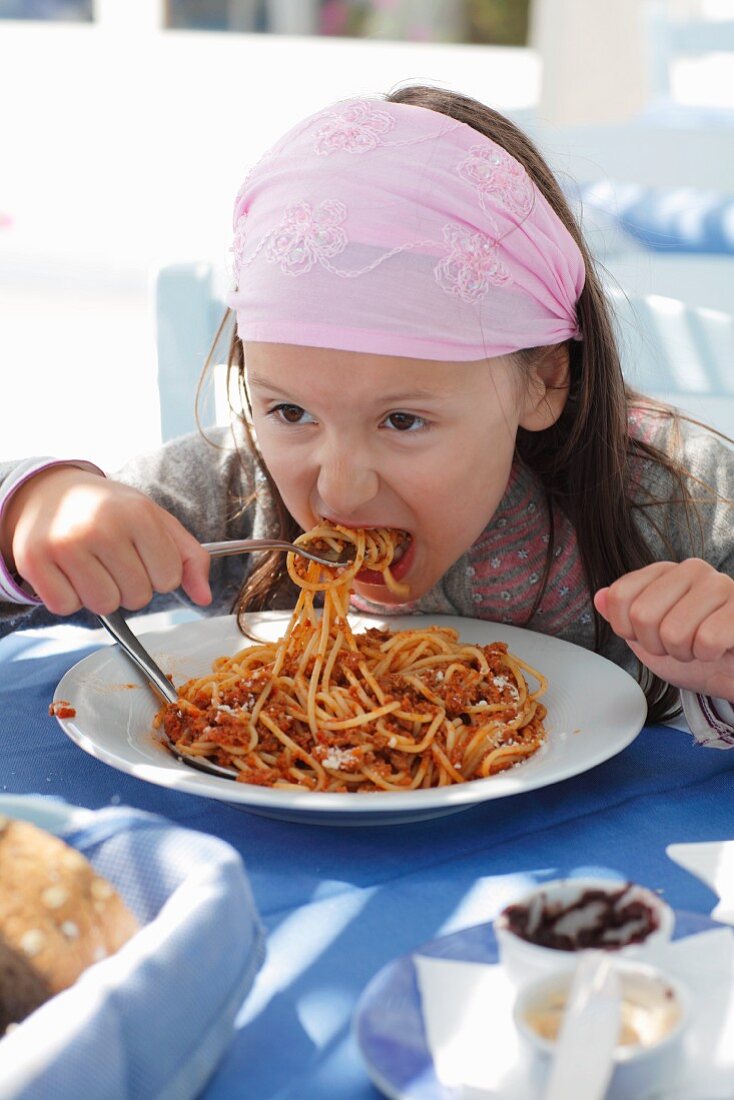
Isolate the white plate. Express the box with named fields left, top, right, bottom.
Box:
left=53, top=612, right=647, bottom=826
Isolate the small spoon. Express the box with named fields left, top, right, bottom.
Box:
left=543, top=951, right=621, bottom=1100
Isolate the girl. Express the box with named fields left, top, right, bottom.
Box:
left=1, top=86, right=732, bottom=744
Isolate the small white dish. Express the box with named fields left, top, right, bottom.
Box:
left=514, top=959, right=689, bottom=1100
left=494, top=877, right=674, bottom=985
left=354, top=912, right=720, bottom=1100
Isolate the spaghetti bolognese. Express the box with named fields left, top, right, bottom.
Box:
left=157, top=524, right=548, bottom=791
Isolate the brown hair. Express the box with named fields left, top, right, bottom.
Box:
left=209, top=85, right=713, bottom=723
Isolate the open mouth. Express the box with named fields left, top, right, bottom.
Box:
left=356, top=531, right=414, bottom=586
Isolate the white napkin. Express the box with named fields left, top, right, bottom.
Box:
left=415, top=927, right=734, bottom=1100
left=667, top=841, right=734, bottom=925
left=414, top=955, right=530, bottom=1099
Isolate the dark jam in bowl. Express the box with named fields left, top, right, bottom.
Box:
left=501, top=884, right=660, bottom=951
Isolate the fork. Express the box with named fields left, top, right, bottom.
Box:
left=203, top=538, right=355, bottom=565
left=98, top=539, right=352, bottom=702
left=95, top=540, right=352, bottom=781
left=96, top=609, right=239, bottom=780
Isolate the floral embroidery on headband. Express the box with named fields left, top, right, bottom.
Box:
left=266, top=200, right=348, bottom=275
left=314, top=102, right=396, bottom=155
left=231, top=213, right=248, bottom=282
left=458, top=144, right=534, bottom=217
left=434, top=223, right=511, bottom=303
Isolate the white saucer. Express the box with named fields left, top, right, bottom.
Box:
left=354, top=912, right=722, bottom=1099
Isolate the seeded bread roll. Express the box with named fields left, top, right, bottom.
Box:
left=0, top=815, right=139, bottom=1033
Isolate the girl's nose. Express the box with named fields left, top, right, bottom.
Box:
left=315, top=447, right=379, bottom=519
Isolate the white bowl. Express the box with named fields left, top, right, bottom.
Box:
left=513, top=958, right=689, bottom=1100
left=494, top=878, right=674, bottom=986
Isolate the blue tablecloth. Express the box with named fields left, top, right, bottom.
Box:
left=1, top=618, right=733, bottom=1099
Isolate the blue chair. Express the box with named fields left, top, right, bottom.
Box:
left=566, top=179, right=734, bottom=256
left=154, top=263, right=734, bottom=442
left=529, top=120, right=734, bottom=192
left=606, top=287, right=734, bottom=438
left=563, top=182, right=734, bottom=323
left=155, top=262, right=228, bottom=443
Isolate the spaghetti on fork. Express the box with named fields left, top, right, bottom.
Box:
left=157, top=523, right=547, bottom=791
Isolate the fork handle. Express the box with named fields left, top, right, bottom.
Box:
left=97, top=611, right=239, bottom=781
left=202, top=539, right=296, bottom=558
left=97, top=610, right=179, bottom=704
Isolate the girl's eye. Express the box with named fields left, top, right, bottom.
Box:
left=269, top=403, right=315, bottom=425
left=382, top=412, right=428, bottom=433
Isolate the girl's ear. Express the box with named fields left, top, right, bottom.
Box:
left=517, top=343, right=571, bottom=432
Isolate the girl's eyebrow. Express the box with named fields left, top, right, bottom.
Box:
left=375, top=389, right=447, bottom=403
left=246, top=375, right=286, bottom=393
left=247, top=375, right=447, bottom=404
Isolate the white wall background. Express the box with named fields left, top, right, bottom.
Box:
left=0, top=21, right=538, bottom=469
left=1, top=9, right=732, bottom=469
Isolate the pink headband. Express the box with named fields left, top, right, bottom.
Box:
left=227, top=98, right=585, bottom=361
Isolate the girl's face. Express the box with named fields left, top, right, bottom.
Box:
left=245, top=342, right=538, bottom=605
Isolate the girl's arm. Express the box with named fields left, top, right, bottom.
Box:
left=594, top=418, right=734, bottom=745
left=0, top=458, right=105, bottom=605
left=1, top=464, right=212, bottom=616
left=0, top=426, right=268, bottom=634
left=593, top=560, right=734, bottom=696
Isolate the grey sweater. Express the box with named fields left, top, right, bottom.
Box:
left=1, top=414, right=732, bottom=686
